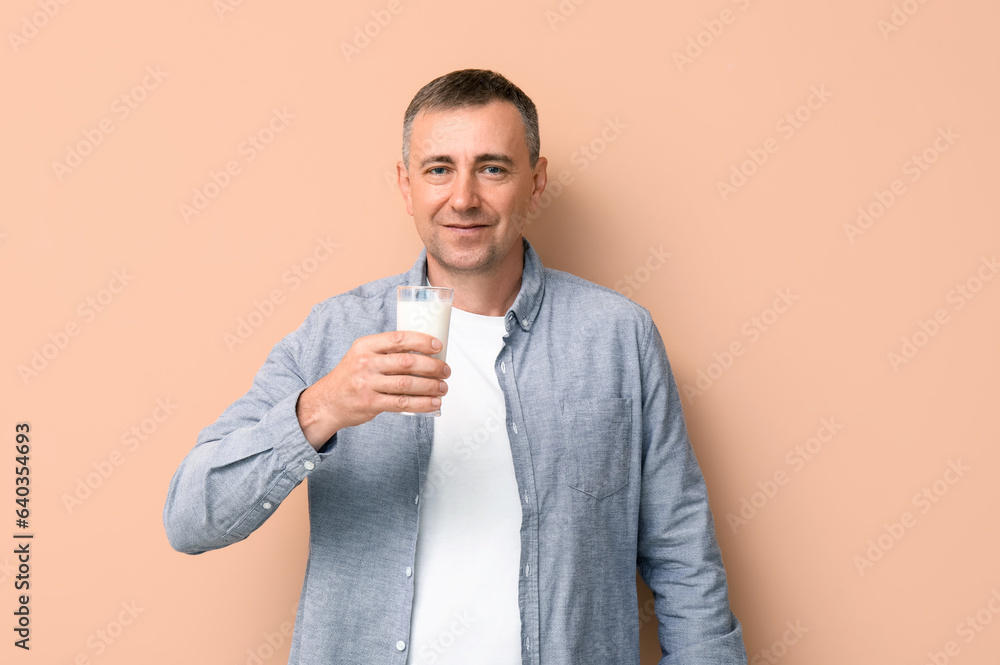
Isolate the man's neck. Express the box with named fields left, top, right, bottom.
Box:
left=426, top=248, right=523, bottom=317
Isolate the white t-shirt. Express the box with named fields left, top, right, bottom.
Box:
left=406, top=306, right=522, bottom=664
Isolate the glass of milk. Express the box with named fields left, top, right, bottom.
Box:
left=396, top=286, right=453, bottom=416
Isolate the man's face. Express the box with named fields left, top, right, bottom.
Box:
left=397, top=101, right=547, bottom=279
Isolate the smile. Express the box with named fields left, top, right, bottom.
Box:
left=443, top=224, right=489, bottom=233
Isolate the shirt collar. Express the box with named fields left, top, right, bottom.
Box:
left=404, top=237, right=545, bottom=333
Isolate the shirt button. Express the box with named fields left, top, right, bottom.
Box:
left=405, top=566, right=412, bottom=577
left=525, top=564, right=530, bottom=575
left=415, top=495, right=419, bottom=505
left=304, top=460, right=315, bottom=471
left=500, top=361, right=506, bottom=374
left=524, top=492, right=529, bottom=503
left=262, top=502, right=272, bottom=510
left=512, top=423, right=518, bottom=434
left=522, top=319, right=528, bottom=327
left=396, top=641, right=406, bottom=651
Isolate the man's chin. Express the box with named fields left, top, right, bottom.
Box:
left=428, top=248, right=499, bottom=276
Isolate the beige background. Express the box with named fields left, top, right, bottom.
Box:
left=4, top=0, right=999, bottom=663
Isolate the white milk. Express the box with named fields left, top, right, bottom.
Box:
left=396, top=300, right=452, bottom=361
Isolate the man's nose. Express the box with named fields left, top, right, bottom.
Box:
left=449, top=171, right=480, bottom=211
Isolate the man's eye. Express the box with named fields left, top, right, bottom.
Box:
left=484, top=166, right=504, bottom=175
left=428, top=167, right=448, bottom=175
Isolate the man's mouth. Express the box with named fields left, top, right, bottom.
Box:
left=443, top=223, right=489, bottom=231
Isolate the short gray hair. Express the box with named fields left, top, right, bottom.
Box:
left=402, top=69, right=539, bottom=168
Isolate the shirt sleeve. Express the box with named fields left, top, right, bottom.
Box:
left=162, top=306, right=336, bottom=555
left=635, top=315, right=748, bottom=664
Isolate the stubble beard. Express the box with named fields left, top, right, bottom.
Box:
left=425, top=230, right=506, bottom=277
left=424, top=209, right=519, bottom=277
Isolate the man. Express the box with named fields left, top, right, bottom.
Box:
left=164, top=69, right=747, bottom=664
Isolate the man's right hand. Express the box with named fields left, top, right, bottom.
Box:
left=295, top=331, right=450, bottom=450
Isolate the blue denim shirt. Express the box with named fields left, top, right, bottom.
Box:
left=163, top=238, right=747, bottom=664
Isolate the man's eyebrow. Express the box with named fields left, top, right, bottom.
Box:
left=475, top=153, right=514, bottom=166
left=420, top=155, right=455, bottom=168
left=418, top=153, right=515, bottom=168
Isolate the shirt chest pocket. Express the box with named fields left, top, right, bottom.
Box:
left=561, top=397, right=632, bottom=499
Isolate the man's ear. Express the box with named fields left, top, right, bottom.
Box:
left=528, top=156, right=548, bottom=213
left=397, top=161, right=413, bottom=216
